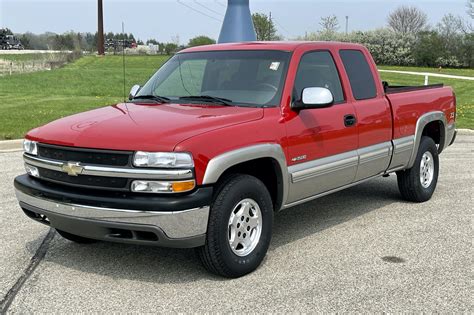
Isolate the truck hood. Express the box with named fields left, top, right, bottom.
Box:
left=27, top=102, right=264, bottom=151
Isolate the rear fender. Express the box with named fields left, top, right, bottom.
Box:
left=408, top=111, right=447, bottom=169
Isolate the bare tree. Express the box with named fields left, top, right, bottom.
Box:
left=468, top=0, right=474, bottom=19
left=438, top=14, right=464, bottom=37
left=320, top=15, right=339, bottom=33
left=388, top=6, right=428, bottom=34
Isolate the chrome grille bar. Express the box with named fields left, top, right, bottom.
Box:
left=24, top=154, right=193, bottom=180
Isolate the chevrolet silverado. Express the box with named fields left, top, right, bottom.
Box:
left=15, top=42, right=457, bottom=277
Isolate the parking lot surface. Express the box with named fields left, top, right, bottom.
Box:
left=0, top=135, right=472, bottom=312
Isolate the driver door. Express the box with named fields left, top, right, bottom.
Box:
left=285, top=50, right=358, bottom=204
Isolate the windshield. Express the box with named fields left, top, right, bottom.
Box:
left=136, top=50, right=291, bottom=107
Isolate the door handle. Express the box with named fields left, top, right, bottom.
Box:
left=344, top=114, right=357, bottom=127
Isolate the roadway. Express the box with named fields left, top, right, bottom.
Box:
left=0, top=135, right=472, bottom=312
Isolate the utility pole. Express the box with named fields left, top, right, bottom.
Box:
left=268, top=12, right=272, bottom=41
left=97, top=0, right=105, bottom=55
left=345, top=16, right=349, bottom=35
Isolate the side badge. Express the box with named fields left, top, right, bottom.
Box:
left=291, top=155, right=307, bottom=162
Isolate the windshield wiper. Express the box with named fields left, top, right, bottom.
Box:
left=179, top=95, right=233, bottom=106
left=131, top=95, right=170, bottom=103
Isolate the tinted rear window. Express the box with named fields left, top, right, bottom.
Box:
left=339, top=50, right=377, bottom=100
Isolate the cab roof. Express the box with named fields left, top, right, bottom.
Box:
left=181, top=41, right=366, bottom=53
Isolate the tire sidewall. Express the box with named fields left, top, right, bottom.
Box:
left=414, top=137, right=439, bottom=199
left=211, top=175, right=273, bottom=276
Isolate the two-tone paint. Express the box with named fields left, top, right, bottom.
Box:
left=20, top=42, right=457, bottom=245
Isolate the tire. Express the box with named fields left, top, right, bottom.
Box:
left=56, top=229, right=98, bottom=244
left=197, top=174, right=274, bottom=278
left=397, top=136, right=439, bottom=202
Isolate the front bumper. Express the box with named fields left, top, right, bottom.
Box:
left=14, top=175, right=212, bottom=248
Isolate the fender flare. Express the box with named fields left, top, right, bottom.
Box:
left=202, top=144, right=289, bottom=210
left=408, top=111, right=447, bottom=169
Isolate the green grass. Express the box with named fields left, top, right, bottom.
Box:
left=0, top=57, right=472, bottom=140
left=0, top=55, right=170, bottom=139
left=0, top=53, right=68, bottom=62
left=379, top=72, right=474, bottom=129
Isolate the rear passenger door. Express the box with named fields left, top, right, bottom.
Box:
left=285, top=51, right=358, bottom=204
left=339, top=50, right=393, bottom=181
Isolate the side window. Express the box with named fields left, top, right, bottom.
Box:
left=339, top=50, right=377, bottom=100
left=293, top=51, right=344, bottom=104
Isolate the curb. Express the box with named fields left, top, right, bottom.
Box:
left=0, top=139, right=23, bottom=153
left=457, top=129, right=474, bottom=135
left=1, top=129, right=473, bottom=153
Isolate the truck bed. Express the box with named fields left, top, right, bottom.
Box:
left=384, top=83, right=455, bottom=140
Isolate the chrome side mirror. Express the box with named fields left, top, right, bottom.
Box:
left=293, top=87, right=334, bottom=110
left=129, top=85, right=141, bottom=100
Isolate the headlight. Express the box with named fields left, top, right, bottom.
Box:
left=23, top=139, right=38, bottom=155
left=131, top=180, right=195, bottom=193
left=133, top=152, right=194, bottom=168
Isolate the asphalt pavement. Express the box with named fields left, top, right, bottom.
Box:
left=0, top=135, right=472, bottom=312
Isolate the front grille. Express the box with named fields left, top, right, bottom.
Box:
left=38, top=168, right=129, bottom=191
left=38, top=144, right=131, bottom=166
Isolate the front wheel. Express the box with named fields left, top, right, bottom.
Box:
left=197, top=174, right=274, bottom=278
left=397, top=136, right=439, bottom=202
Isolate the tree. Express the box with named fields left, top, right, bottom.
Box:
left=252, top=13, right=278, bottom=41
left=164, top=43, right=178, bottom=55
left=1, top=28, right=13, bottom=35
left=146, top=39, right=160, bottom=45
left=412, top=31, right=445, bottom=66
left=438, top=14, right=464, bottom=38
left=468, top=0, right=474, bottom=19
left=188, top=35, right=216, bottom=47
left=319, top=15, right=339, bottom=33
left=20, top=34, right=31, bottom=49
left=106, top=32, right=115, bottom=40
left=388, top=6, right=428, bottom=34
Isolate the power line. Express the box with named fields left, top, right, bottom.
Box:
left=177, top=0, right=222, bottom=22
left=272, top=15, right=292, bottom=38
left=194, top=0, right=224, bottom=16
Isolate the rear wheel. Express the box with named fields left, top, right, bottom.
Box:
left=397, top=136, right=439, bottom=202
left=56, top=229, right=98, bottom=244
left=198, top=174, right=273, bottom=278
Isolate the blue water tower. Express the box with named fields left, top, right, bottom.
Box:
left=218, top=0, right=257, bottom=43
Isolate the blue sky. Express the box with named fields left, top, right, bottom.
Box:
left=0, top=0, right=471, bottom=43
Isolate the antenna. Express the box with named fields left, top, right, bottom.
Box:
left=122, top=22, right=126, bottom=102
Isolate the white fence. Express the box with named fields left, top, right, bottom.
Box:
left=378, top=69, right=474, bottom=85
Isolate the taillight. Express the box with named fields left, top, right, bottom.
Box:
left=453, top=92, right=457, bottom=121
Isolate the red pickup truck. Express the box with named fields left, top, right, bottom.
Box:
left=15, top=42, right=456, bottom=277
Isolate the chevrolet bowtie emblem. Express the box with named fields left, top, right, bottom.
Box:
left=61, top=162, right=84, bottom=176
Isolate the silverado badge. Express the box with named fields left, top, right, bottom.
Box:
left=61, top=162, right=84, bottom=176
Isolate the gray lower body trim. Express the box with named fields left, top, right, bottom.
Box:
left=286, top=140, right=405, bottom=206
left=283, top=173, right=383, bottom=209
left=355, top=141, right=392, bottom=181
left=287, top=150, right=358, bottom=204
left=387, top=136, right=415, bottom=172
left=15, top=190, right=209, bottom=240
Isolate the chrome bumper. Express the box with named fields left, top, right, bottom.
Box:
left=16, top=189, right=210, bottom=247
